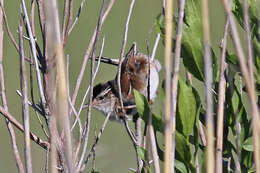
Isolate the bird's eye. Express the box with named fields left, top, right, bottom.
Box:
left=99, top=96, right=104, bottom=100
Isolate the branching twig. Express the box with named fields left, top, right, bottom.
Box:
left=221, top=1, right=260, bottom=172
left=21, top=0, right=47, bottom=117
left=117, top=0, right=135, bottom=112
left=81, top=112, right=111, bottom=171
left=77, top=1, right=106, bottom=171
left=0, top=1, right=25, bottom=172
left=0, top=106, right=50, bottom=149
left=70, top=0, right=115, bottom=116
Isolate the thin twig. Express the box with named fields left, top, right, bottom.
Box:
left=164, top=0, right=174, bottom=172
left=77, top=1, right=106, bottom=171
left=117, top=0, right=135, bottom=111
left=81, top=112, right=111, bottom=171
left=16, top=90, right=44, bottom=115
left=151, top=33, right=160, bottom=61
left=71, top=37, right=105, bottom=132
left=221, top=1, right=260, bottom=172
left=21, top=0, right=47, bottom=117
left=147, top=34, right=161, bottom=173
left=216, top=17, right=229, bottom=173
left=19, top=21, right=33, bottom=173
left=68, top=0, right=86, bottom=34
left=0, top=1, right=25, bottom=171
left=171, top=0, right=186, bottom=171
left=0, top=106, right=50, bottom=149
left=201, top=0, right=215, bottom=172
left=70, top=0, right=115, bottom=116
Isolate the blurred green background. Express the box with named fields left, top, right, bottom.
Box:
left=0, top=0, right=225, bottom=172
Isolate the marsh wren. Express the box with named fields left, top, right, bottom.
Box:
left=91, top=43, right=161, bottom=122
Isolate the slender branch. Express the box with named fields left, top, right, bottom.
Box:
left=201, top=0, right=215, bottom=172
left=117, top=0, right=135, bottom=110
left=70, top=0, right=115, bottom=116
left=19, top=22, right=33, bottom=173
left=216, top=18, right=229, bottom=173
left=21, top=0, right=47, bottom=116
left=221, top=1, right=260, bottom=172
left=77, top=1, right=106, bottom=171
left=68, top=0, right=86, bottom=34
left=81, top=112, right=111, bottom=171
left=71, top=37, right=105, bottom=132
left=171, top=0, right=185, bottom=171
left=164, top=0, right=174, bottom=172
left=0, top=1, right=25, bottom=172
left=0, top=106, right=50, bottom=149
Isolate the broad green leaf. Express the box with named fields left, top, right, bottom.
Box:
left=134, top=89, right=164, bottom=133
left=181, top=0, right=204, bottom=81
left=175, top=159, right=188, bottom=173
left=177, top=79, right=197, bottom=138
left=175, top=131, right=191, bottom=165
left=243, top=137, right=253, bottom=152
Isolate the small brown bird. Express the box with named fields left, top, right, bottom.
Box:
left=91, top=43, right=161, bottom=122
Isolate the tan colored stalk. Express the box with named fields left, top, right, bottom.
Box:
left=164, top=0, right=174, bottom=172
left=201, top=0, right=215, bottom=172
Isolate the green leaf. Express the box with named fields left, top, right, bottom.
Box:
left=181, top=0, right=204, bottom=81
left=177, top=79, right=197, bottom=138
left=175, top=159, right=188, bottom=173
left=175, top=131, right=191, bottom=165
left=243, top=137, right=253, bottom=152
left=134, top=89, right=164, bottom=133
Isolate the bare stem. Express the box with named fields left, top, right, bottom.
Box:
left=77, top=1, right=105, bottom=171
left=221, top=1, right=260, bottom=172
left=0, top=1, right=24, bottom=172
left=0, top=106, right=50, bottom=149
left=164, top=0, right=174, bottom=172
left=201, top=0, right=215, bottom=172
left=19, top=21, right=33, bottom=173
left=215, top=18, right=229, bottom=173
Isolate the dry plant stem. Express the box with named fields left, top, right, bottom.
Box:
left=135, top=117, right=143, bottom=172
left=70, top=0, right=114, bottom=116
left=201, top=0, right=215, bottom=172
left=0, top=106, right=50, bottom=149
left=171, top=0, right=185, bottom=171
left=21, top=0, right=47, bottom=114
left=117, top=0, right=135, bottom=110
left=71, top=36, right=105, bottom=136
left=77, top=1, right=105, bottom=171
left=62, top=0, right=73, bottom=43
left=0, top=1, right=25, bottom=172
left=73, top=37, right=104, bottom=163
left=216, top=18, right=229, bottom=173
left=44, top=0, right=74, bottom=172
left=151, top=33, right=161, bottom=61
left=164, top=0, right=173, bottom=172
left=0, top=3, right=19, bottom=52
left=81, top=113, right=111, bottom=171
left=242, top=0, right=254, bottom=84
left=30, top=0, right=36, bottom=36
left=62, top=0, right=70, bottom=40
left=221, top=1, right=260, bottom=172
left=68, top=0, right=86, bottom=34
left=147, top=33, right=161, bottom=173
left=19, top=22, right=33, bottom=173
